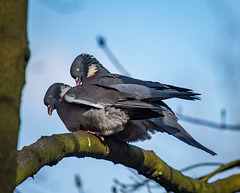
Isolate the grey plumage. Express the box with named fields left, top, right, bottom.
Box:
left=114, top=101, right=216, bottom=156
left=64, top=84, right=162, bottom=111
left=67, top=53, right=216, bottom=155
left=70, top=53, right=200, bottom=100
left=57, top=99, right=129, bottom=135
left=104, top=84, right=200, bottom=101
left=44, top=83, right=162, bottom=136
left=44, top=82, right=216, bottom=155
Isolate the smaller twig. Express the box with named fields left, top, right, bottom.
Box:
left=180, top=162, right=223, bottom=172
left=129, top=176, right=141, bottom=184
left=200, top=159, right=240, bottom=182
left=96, top=35, right=131, bottom=77
left=114, top=168, right=162, bottom=192
left=112, top=186, right=117, bottom=193
left=75, top=174, right=84, bottom=193
left=114, top=172, right=161, bottom=193
left=176, top=112, right=240, bottom=131
left=127, top=168, right=145, bottom=181
left=114, top=178, right=129, bottom=187
left=145, top=179, right=152, bottom=193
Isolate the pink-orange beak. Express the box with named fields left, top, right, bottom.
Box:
left=76, top=76, right=81, bottom=86
left=47, top=105, right=53, bottom=116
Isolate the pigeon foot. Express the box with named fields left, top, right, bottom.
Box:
left=85, top=130, right=105, bottom=141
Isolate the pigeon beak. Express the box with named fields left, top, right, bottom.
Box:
left=76, top=76, right=81, bottom=86
left=47, top=105, right=53, bottom=116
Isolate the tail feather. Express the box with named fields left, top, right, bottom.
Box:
left=146, top=90, right=201, bottom=101
left=152, top=118, right=217, bottom=155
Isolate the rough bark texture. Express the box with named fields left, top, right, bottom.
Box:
left=0, top=1, right=29, bottom=192
left=17, top=131, right=240, bottom=193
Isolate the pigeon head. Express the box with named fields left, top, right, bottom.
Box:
left=70, top=53, right=104, bottom=85
left=44, top=83, right=71, bottom=115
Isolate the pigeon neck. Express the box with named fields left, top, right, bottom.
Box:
left=99, top=66, right=109, bottom=73
left=82, top=66, right=109, bottom=84
left=60, top=86, right=71, bottom=98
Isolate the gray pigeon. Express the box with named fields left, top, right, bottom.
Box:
left=69, top=54, right=216, bottom=155
left=44, top=83, right=216, bottom=155
left=44, top=83, right=162, bottom=138
left=70, top=53, right=200, bottom=100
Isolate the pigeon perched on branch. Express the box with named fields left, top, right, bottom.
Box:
left=44, top=83, right=162, bottom=137
left=44, top=82, right=216, bottom=155
left=69, top=53, right=216, bottom=155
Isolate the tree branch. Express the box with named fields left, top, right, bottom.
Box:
left=16, top=131, right=240, bottom=193
left=180, top=162, right=223, bottom=172
left=200, top=159, right=240, bottom=182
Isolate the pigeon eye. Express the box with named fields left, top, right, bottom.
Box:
left=76, top=68, right=80, bottom=72
left=49, top=95, right=52, bottom=99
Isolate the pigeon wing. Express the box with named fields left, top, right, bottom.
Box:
left=106, top=84, right=200, bottom=101
left=64, top=84, right=162, bottom=111
left=64, top=85, right=120, bottom=108
left=96, top=74, right=200, bottom=100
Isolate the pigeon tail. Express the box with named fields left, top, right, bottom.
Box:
left=152, top=118, right=217, bottom=155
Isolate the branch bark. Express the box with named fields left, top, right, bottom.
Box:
left=0, top=1, right=29, bottom=192
left=17, top=131, right=240, bottom=193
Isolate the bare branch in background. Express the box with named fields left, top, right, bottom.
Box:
left=180, top=162, right=223, bottom=173
left=113, top=177, right=154, bottom=193
left=96, top=36, right=131, bottom=76
left=176, top=112, right=240, bottom=131
left=75, top=174, right=84, bottom=193
left=200, top=159, right=240, bottom=182
left=128, top=169, right=161, bottom=192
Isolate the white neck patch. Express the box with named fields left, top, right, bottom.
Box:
left=87, top=64, right=98, bottom=78
left=60, top=86, right=71, bottom=98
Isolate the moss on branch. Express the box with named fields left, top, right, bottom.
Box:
left=16, top=131, right=240, bottom=193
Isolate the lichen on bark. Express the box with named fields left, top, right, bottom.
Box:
left=16, top=131, right=240, bottom=193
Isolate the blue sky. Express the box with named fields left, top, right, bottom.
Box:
left=17, top=0, right=240, bottom=192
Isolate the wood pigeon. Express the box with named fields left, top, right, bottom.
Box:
left=69, top=53, right=216, bottom=155
left=44, top=83, right=216, bottom=155
left=70, top=53, right=200, bottom=100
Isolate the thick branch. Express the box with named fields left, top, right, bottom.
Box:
left=17, top=131, right=240, bottom=193
left=0, top=1, right=29, bottom=192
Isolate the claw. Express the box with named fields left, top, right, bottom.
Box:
left=85, top=130, right=105, bottom=141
